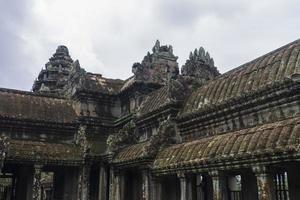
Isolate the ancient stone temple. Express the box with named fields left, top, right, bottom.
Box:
left=1, top=39, right=300, bottom=200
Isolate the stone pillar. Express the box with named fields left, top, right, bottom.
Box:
left=209, top=170, right=227, bottom=200
left=151, top=176, right=162, bottom=200
left=142, top=170, right=150, bottom=200
left=32, top=165, right=42, bottom=200
left=252, top=166, right=275, bottom=200
left=114, top=170, right=124, bottom=200
left=79, top=164, right=91, bottom=200
left=178, top=173, right=187, bottom=200
left=178, top=173, right=192, bottom=200
left=109, top=168, right=115, bottom=200
left=99, top=164, right=108, bottom=200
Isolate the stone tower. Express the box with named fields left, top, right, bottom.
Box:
left=32, top=45, right=74, bottom=93
left=181, top=47, right=220, bottom=81
left=132, top=40, right=179, bottom=84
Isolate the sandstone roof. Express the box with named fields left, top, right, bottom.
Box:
left=154, top=116, right=300, bottom=173
left=6, top=139, right=82, bottom=164
left=0, top=88, right=77, bottom=123
left=113, top=141, right=149, bottom=164
left=79, top=73, right=124, bottom=95
left=138, top=86, right=171, bottom=116
left=181, top=39, right=300, bottom=116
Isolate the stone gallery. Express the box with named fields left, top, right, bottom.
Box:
left=0, top=39, right=300, bottom=200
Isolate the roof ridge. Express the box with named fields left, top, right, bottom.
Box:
left=0, top=88, right=68, bottom=100
left=222, top=39, right=300, bottom=77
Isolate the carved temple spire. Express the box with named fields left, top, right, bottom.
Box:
left=132, top=40, right=179, bottom=85
left=32, top=45, right=74, bottom=93
left=181, top=46, right=220, bottom=81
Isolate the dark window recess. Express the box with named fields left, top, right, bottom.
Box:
left=274, top=171, right=290, bottom=200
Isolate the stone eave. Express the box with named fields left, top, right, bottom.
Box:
left=0, top=88, right=66, bottom=99
left=4, top=158, right=84, bottom=166
left=72, top=88, right=118, bottom=99
left=153, top=152, right=300, bottom=176
left=118, top=80, right=162, bottom=97
left=177, top=79, right=300, bottom=129
left=111, top=141, right=155, bottom=167
left=111, top=158, right=153, bottom=169
left=153, top=116, right=300, bottom=175
left=136, top=102, right=182, bottom=125
left=5, top=139, right=84, bottom=165
left=0, top=116, right=79, bottom=129
left=113, top=113, right=135, bottom=127
left=78, top=116, right=115, bottom=127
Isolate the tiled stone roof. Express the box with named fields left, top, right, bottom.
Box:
left=79, top=73, right=124, bottom=95
left=6, top=139, right=82, bottom=163
left=138, top=86, right=171, bottom=116
left=113, top=141, right=149, bottom=164
left=154, top=116, right=300, bottom=172
left=182, top=39, right=300, bottom=116
left=0, top=89, right=77, bottom=123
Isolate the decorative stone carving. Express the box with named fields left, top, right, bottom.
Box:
left=252, top=166, right=274, bottom=200
left=167, top=78, right=186, bottom=102
left=143, top=117, right=177, bottom=157
left=181, top=47, right=220, bottom=81
left=33, top=165, right=43, bottom=200
left=132, top=40, right=179, bottom=85
left=78, top=164, right=91, bottom=200
left=107, top=120, right=138, bottom=153
left=75, top=125, right=90, bottom=157
left=62, top=60, right=87, bottom=97
left=0, top=136, right=9, bottom=173
left=32, top=45, right=74, bottom=93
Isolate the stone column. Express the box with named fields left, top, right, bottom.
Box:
left=150, top=176, right=162, bottom=200
left=178, top=173, right=187, bottom=200
left=79, top=164, right=91, bottom=200
left=209, top=170, right=227, bottom=200
left=32, top=165, right=42, bottom=200
left=99, top=165, right=108, bottom=200
left=109, top=168, right=115, bottom=200
left=178, top=173, right=192, bottom=200
left=252, top=166, right=275, bottom=200
left=142, top=170, right=150, bottom=200
left=114, top=170, right=124, bottom=200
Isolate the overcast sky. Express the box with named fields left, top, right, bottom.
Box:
left=0, top=0, right=299, bottom=91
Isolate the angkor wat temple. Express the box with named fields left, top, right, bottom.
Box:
left=0, top=39, right=300, bottom=200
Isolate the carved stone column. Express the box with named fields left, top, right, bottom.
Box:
left=79, top=164, right=91, bottom=200
left=114, top=170, right=124, bottom=200
left=178, top=173, right=187, bottom=200
left=178, top=173, right=192, bottom=200
left=252, top=166, right=275, bottom=200
left=33, top=165, right=42, bottom=200
left=99, top=164, right=108, bottom=200
left=109, top=168, right=115, bottom=200
left=209, top=170, right=227, bottom=200
left=151, top=176, right=162, bottom=200
left=142, top=170, right=150, bottom=200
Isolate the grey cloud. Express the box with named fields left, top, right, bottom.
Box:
left=0, top=0, right=299, bottom=91
left=0, top=0, right=34, bottom=90
left=155, top=0, right=202, bottom=27
left=154, top=0, right=248, bottom=28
